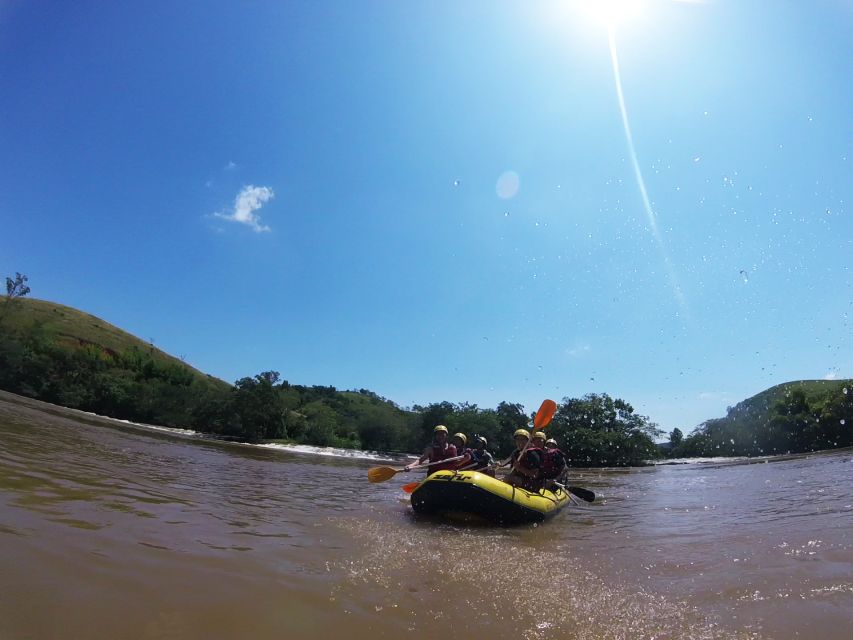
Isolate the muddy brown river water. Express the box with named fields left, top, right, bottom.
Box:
left=0, top=391, right=850, bottom=639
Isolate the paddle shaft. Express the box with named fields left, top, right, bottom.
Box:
left=405, top=454, right=466, bottom=471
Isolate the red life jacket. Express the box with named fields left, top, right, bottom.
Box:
left=510, top=446, right=542, bottom=471
left=541, top=447, right=567, bottom=479
left=427, top=443, right=458, bottom=474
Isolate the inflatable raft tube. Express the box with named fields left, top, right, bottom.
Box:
left=410, top=469, right=570, bottom=525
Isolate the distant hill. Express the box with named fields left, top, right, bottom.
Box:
left=0, top=297, right=231, bottom=427
left=673, top=379, right=852, bottom=457
left=1, top=297, right=229, bottom=389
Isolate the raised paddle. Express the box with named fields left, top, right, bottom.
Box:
left=367, top=455, right=466, bottom=483
left=534, top=398, right=558, bottom=429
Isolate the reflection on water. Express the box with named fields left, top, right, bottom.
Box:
left=1, top=392, right=850, bottom=639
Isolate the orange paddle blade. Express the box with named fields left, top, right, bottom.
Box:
left=368, top=466, right=399, bottom=483
left=402, top=481, right=420, bottom=494
left=533, top=399, right=557, bottom=429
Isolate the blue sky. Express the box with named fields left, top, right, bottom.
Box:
left=1, top=0, right=851, bottom=436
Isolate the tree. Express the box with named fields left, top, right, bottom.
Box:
left=669, top=428, right=683, bottom=447
left=549, top=393, right=662, bottom=466
left=5, top=272, right=30, bottom=299
left=232, top=371, right=286, bottom=442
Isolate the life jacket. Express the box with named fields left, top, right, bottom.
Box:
left=507, top=446, right=543, bottom=490
left=541, top=447, right=567, bottom=479
left=427, top=443, right=458, bottom=474
left=511, top=446, right=542, bottom=471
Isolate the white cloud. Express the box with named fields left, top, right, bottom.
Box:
left=214, top=185, right=274, bottom=233
left=225, top=161, right=237, bottom=171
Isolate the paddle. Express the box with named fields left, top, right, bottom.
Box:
left=367, top=455, right=466, bottom=483
left=553, top=482, right=596, bottom=503
left=402, top=481, right=420, bottom=493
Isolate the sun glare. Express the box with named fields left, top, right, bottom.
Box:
left=575, top=0, right=648, bottom=27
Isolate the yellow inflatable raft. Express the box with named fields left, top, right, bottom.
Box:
left=409, top=469, right=570, bottom=525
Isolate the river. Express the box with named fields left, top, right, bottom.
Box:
left=0, top=391, right=850, bottom=639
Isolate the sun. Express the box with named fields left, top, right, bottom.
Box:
left=574, top=0, right=648, bottom=27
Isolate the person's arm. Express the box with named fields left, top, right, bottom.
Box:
left=453, top=451, right=472, bottom=468
left=501, top=450, right=518, bottom=469
left=405, top=446, right=431, bottom=470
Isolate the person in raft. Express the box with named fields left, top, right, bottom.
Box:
left=503, top=429, right=543, bottom=491
left=541, top=437, right=568, bottom=489
left=468, top=435, right=496, bottom=476
left=405, top=425, right=458, bottom=475
left=450, top=432, right=473, bottom=469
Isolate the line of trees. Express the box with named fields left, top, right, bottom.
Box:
left=0, top=316, right=664, bottom=465
left=12, top=273, right=849, bottom=465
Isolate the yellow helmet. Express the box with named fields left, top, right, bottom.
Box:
left=452, top=433, right=467, bottom=445
left=513, top=429, right=530, bottom=438
left=532, top=431, right=546, bottom=440
left=433, top=425, right=448, bottom=433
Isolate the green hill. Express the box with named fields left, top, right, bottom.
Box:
left=0, top=297, right=422, bottom=449
left=1, top=297, right=228, bottom=388
left=673, top=379, right=853, bottom=457
left=0, top=297, right=231, bottom=427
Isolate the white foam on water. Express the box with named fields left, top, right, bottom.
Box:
left=258, top=442, right=411, bottom=463
left=651, top=456, right=750, bottom=466
left=75, top=409, right=199, bottom=436
left=73, top=406, right=411, bottom=462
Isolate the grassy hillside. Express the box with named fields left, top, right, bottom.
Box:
left=0, top=297, right=228, bottom=391
left=727, top=380, right=850, bottom=416
left=674, top=379, right=852, bottom=457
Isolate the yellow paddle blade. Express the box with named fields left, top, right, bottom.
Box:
left=368, top=466, right=398, bottom=483
left=534, top=399, right=557, bottom=429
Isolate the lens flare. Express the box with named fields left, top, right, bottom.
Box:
left=607, top=25, right=688, bottom=314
